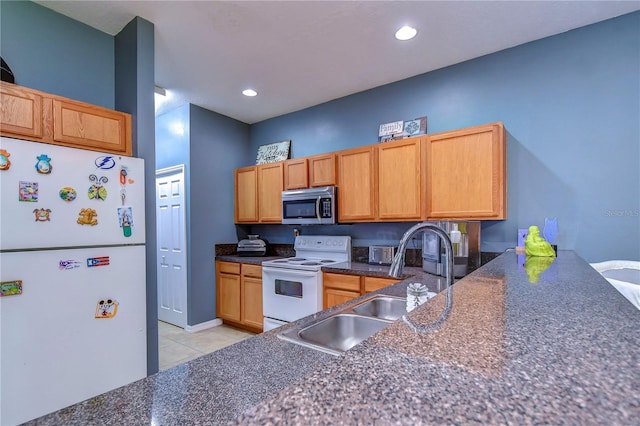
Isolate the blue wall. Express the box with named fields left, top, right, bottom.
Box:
left=0, top=1, right=115, bottom=108
left=189, top=105, right=249, bottom=324
left=250, top=12, right=640, bottom=262
left=114, top=16, right=158, bottom=375
left=156, top=104, right=250, bottom=325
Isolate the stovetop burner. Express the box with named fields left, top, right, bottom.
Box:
left=261, top=235, right=352, bottom=272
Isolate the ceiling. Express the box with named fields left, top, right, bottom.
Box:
left=36, top=1, right=639, bottom=124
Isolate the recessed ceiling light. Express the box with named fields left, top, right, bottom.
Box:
left=242, top=89, right=258, bottom=97
left=395, top=25, right=417, bottom=41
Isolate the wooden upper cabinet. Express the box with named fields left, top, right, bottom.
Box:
left=0, top=82, right=132, bottom=155
left=377, top=137, right=425, bottom=221
left=257, top=162, right=283, bottom=223
left=284, top=153, right=337, bottom=190
left=235, top=162, right=283, bottom=224
left=235, top=166, right=259, bottom=223
left=308, top=152, right=337, bottom=187
left=337, top=146, right=377, bottom=222
left=426, top=122, right=507, bottom=220
left=0, top=82, right=45, bottom=140
left=284, top=158, right=309, bottom=190
left=53, top=99, right=131, bottom=155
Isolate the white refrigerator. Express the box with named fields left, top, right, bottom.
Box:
left=0, top=137, right=147, bottom=425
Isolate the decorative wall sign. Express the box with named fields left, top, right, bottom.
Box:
left=19, top=181, right=38, bottom=202
left=95, top=299, right=118, bottom=318
left=256, top=140, right=291, bottom=164
left=378, top=116, right=427, bottom=142
left=77, top=208, right=98, bottom=225
left=0, top=149, right=11, bottom=170
left=87, top=256, right=110, bottom=267
left=59, top=187, right=77, bottom=202
left=33, top=208, right=52, bottom=222
left=35, top=154, right=53, bottom=174
left=0, top=280, right=22, bottom=297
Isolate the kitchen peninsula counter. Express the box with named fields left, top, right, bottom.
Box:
left=28, top=251, right=639, bottom=425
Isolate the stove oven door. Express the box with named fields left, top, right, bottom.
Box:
left=262, top=266, right=323, bottom=325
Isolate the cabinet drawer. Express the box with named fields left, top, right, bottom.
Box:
left=218, top=261, right=240, bottom=275
left=323, top=272, right=361, bottom=292
left=242, top=263, right=262, bottom=278
left=364, top=277, right=399, bottom=293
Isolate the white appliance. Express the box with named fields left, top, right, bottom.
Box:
left=262, top=235, right=351, bottom=331
left=0, top=137, right=147, bottom=425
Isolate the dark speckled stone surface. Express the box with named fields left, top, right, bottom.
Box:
left=28, top=251, right=639, bottom=425
left=234, top=250, right=639, bottom=424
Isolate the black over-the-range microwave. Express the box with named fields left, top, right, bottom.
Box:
left=281, top=186, right=336, bottom=225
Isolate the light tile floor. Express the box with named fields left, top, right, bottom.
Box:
left=158, top=321, right=255, bottom=371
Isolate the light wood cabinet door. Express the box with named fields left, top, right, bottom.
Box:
left=323, top=272, right=361, bottom=292
left=53, top=99, right=131, bottom=155
left=337, top=146, right=376, bottom=222
left=284, top=158, right=308, bottom=190
left=216, top=267, right=241, bottom=322
left=257, top=162, right=283, bottom=222
left=324, top=288, right=360, bottom=310
left=323, top=272, right=362, bottom=309
left=363, top=277, right=400, bottom=293
left=377, top=137, right=424, bottom=221
left=309, top=152, right=337, bottom=187
left=426, top=122, right=507, bottom=220
left=235, top=166, right=258, bottom=223
left=0, top=82, right=45, bottom=140
left=241, top=275, right=263, bottom=330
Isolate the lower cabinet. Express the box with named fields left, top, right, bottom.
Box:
left=241, top=264, right=263, bottom=330
left=323, top=272, right=400, bottom=309
left=323, top=273, right=361, bottom=309
left=215, top=261, right=263, bottom=332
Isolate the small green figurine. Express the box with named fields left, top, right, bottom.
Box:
left=525, top=225, right=556, bottom=257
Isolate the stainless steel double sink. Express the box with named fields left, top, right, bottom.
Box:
left=277, top=294, right=406, bottom=356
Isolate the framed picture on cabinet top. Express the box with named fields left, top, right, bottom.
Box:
left=256, top=140, right=290, bottom=164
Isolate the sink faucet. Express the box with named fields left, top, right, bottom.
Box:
left=389, top=222, right=454, bottom=333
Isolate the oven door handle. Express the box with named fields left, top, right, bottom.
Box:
left=263, top=267, right=319, bottom=278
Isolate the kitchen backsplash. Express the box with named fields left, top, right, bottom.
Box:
left=215, top=243, right=502, bottom=270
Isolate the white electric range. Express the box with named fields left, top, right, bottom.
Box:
left=262, top=235, right=351, bottom=331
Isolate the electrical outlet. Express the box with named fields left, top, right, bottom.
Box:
left=517, top=228, right=529, bottom=247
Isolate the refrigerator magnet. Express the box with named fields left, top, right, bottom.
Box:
left=77, top=208, right=98, bottom=225
left=94, top=155, right=116, bottom=170
left=0, top=280, right=22, bottom=297
left=0, top=149, right=11, bottom=170
left=33, top=208, right=52, bottom=222
left=19, top=181, right=38, bottom=202
left=88, top=174, right=108, bottom=200
left=59, top=187, right=77, bottom=202
left=87, top=256, right=110, bottom=267
left=35, top=154, right=52, bottom=174
left=117, top=206, right=133, bottom=237
left=95, top=299, right=118, bottom=319
left=59, top=259, right=81, bottom=270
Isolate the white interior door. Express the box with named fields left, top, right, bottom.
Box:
left=156, top=165, right=187, bottom=328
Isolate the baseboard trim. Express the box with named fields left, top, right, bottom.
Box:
left=185, top=318, right=223, bottom=333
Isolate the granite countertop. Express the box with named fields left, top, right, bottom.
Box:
left=29, top=251, right=640, bottom=424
